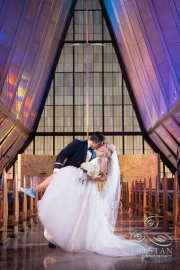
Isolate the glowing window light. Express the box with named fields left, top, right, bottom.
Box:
left=6, top=72, right=16, bottom=104
left=16, top=86, right=25, bottom=114
left=23, top=97, right=32, bottom=120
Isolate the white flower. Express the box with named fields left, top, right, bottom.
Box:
left=80, top=162, right=99, bottom=179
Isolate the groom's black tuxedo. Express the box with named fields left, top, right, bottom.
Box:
left=53, top=139, right=96, bottom=170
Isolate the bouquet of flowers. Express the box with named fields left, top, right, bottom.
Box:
left=80, top=162, right=99, bottom=179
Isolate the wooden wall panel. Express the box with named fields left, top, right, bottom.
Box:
left=118, top=153, right=160, bottom=188
left=18, top=154, right=56, bottom=180
left=18, top=153, right=159, bottom=189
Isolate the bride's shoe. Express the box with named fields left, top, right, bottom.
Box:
left=20, top=187, right=36, bottom=198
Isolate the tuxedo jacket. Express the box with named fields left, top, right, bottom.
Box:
left=53, top=139, right=96, bottom=170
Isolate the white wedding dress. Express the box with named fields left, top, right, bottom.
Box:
left=38, top=158, right=144, bottom=257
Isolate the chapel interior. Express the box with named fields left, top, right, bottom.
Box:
left=0, top=0, right=180, bottom=269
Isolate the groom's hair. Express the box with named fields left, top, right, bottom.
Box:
left=90, top=131, right=106, bottom=142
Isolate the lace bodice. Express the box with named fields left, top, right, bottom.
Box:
left=80, top=158, right=100, bottom=179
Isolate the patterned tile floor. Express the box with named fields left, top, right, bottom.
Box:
left=0, top=206, right=180, bottom=270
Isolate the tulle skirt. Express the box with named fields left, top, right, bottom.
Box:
left=38, top=166, right=145, bottom=257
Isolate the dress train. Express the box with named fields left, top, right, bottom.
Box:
left=38, top=162, right=148, bottom=257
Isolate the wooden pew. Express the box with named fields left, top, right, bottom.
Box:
left=32, top=176, right=39, bottom=223
left=148, top=177, right=152, bottom=213
left=0, top=170, right=10, bottom=245
left=0, top=183, right=3, bottom=233
left=32, top=176, right=46, bottom=223
left=121, top=181, right=139, bottom=212
left=126, top=182, right=131, bottom=210
left=129, top=180, right=142, bottom=214
left=173, top=172, right=180, bottom=237
left=163, top=175, right=174, bottom=230
left=161, top=174, right=180, bottom=231
left=27, top=177, right=34, bottom=227
left=120, top=174, right=180, bottom=236
left=121, top=182, right=129, bottom=210
left=142, top=178, right=151, bottom=216
left=134, top=180, right=138, bottom=212
left=33, top=195, right=38, bottom=224
left=133, top=180, right=139, bottom=214
left=154, top=176, right=164, bottom=223
left=7, top=175, right=19, bottom=237
left=137, top=179, right=144, bottom=215
left=143, top=178, right=149, bottom=215
left=146, top=177, right=155, bottom=215
left=144, top=176, right=160, bottom=216
left=19, top=176, right=28, bottom=232
left=130, top=180, right=135, bottom=211
left=127, top=182, right=131, bottom=210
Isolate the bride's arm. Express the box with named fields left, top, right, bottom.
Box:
left=88, top=174, right=105, bottom=182
left=88, top=157, right=107, bottom=182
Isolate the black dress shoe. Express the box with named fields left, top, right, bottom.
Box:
left=48, top=242, right=56, bottom=248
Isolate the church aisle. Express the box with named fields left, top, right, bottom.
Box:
left=0, top=209, right=180, bottom=270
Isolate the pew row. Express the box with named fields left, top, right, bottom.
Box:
left=0, top=173, right=41, bottom=245
left=0, top=170, right=10, bottom=245
left=121, top=172, right=180, bottom=236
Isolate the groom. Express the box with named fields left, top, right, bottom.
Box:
left=53, top=131, right=106, bottom=172
left=48, top=131, right=106, bottom=248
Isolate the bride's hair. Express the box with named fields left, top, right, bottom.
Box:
left=104, top=142, right=115, bottom=161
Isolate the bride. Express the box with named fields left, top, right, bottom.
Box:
left=36, top=142, right=147, bottom=257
